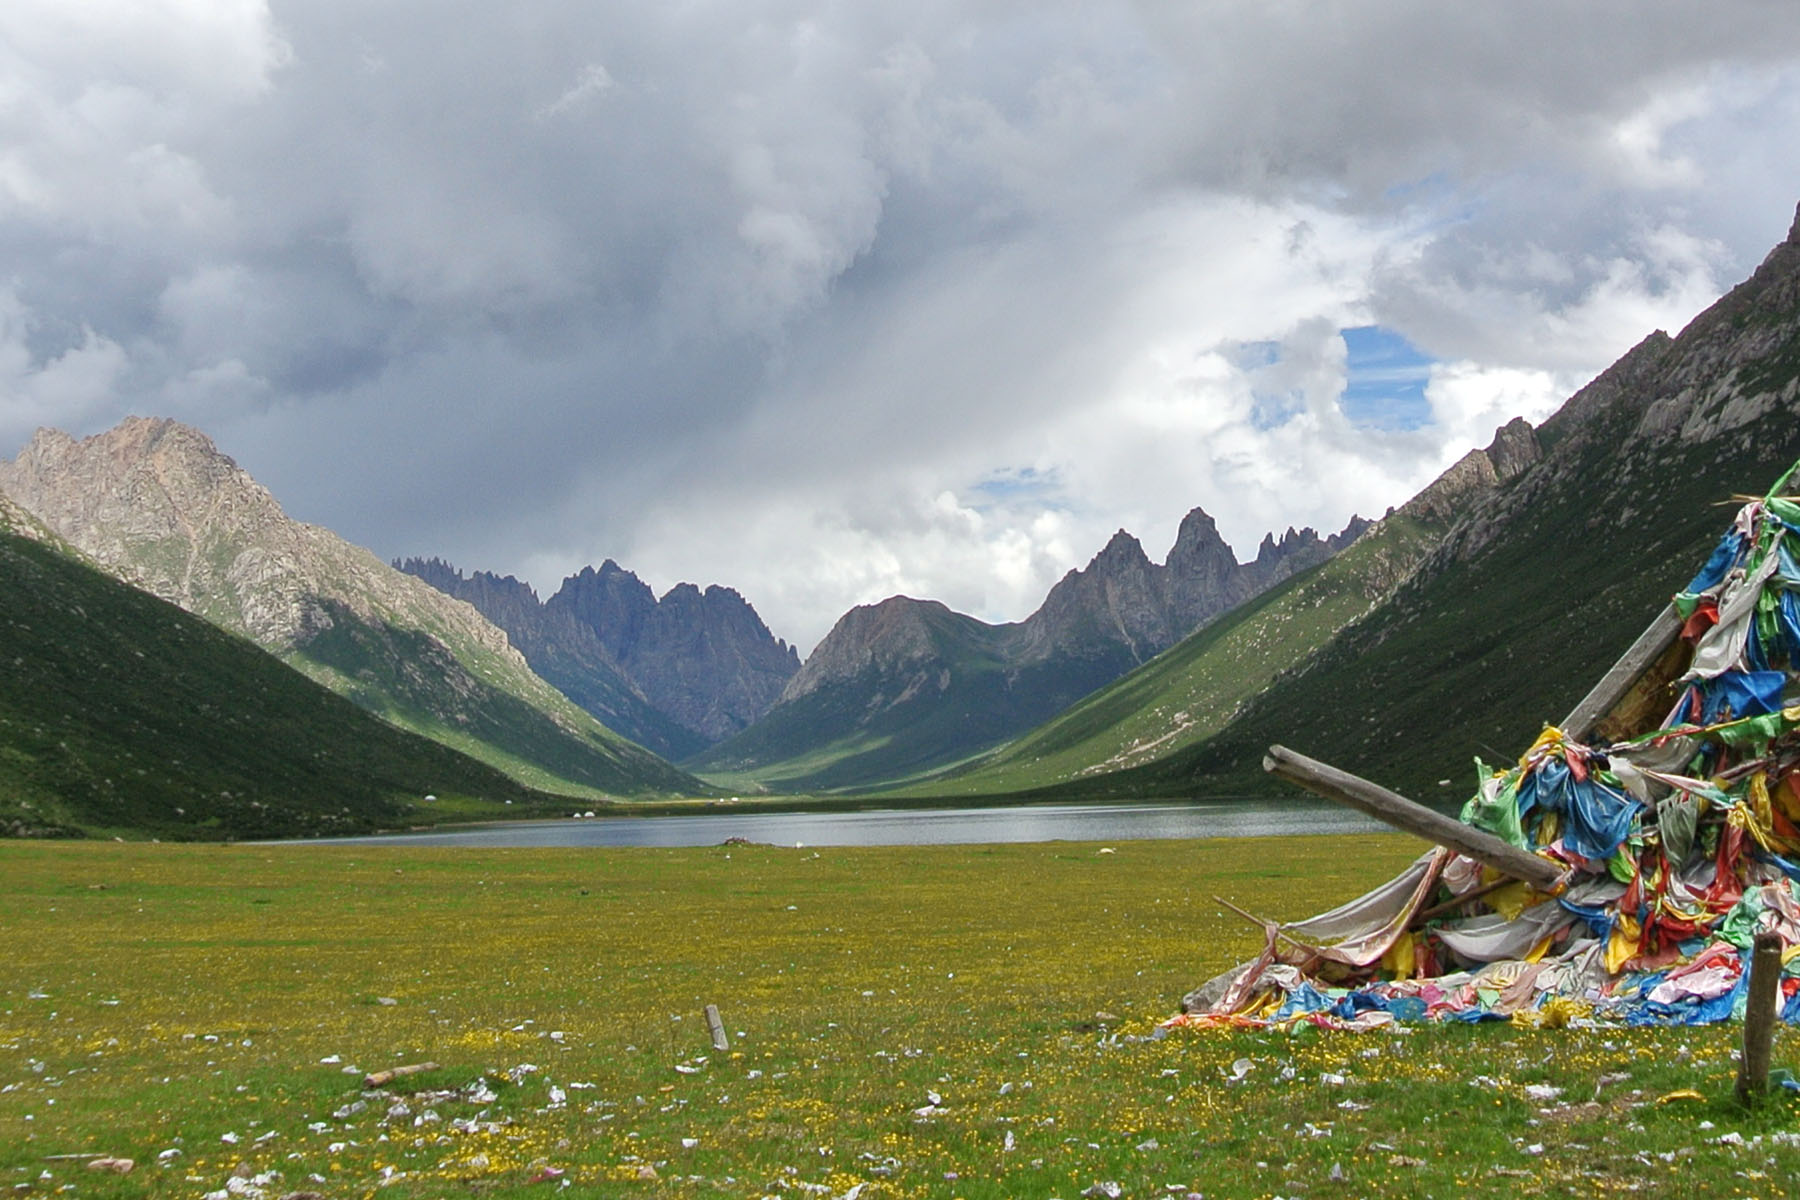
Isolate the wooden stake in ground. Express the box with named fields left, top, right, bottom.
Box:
left=1263, top=745, right=1566, bottom=892
left=705, top=1004, right=729, bottom=1052
left=1736, top=932, right=1783, bottom=1103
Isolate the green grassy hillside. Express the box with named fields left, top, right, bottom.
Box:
left=689, top=601, right=1031, bottom=792
left=912, top=511, right=1446, bottom=796
left=0, top=530, right=563, bottom=840
left=291, top=600, right=700, bottom=798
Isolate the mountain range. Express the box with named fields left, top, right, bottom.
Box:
left=0, top=419, right=697, bottom=798
left=1047, top=201, right=1800, bottom=803
left=688, top=509, right=1368, bottom=791
left=5, top=201, right=1800, bottom=838
left=919, top=418, right=1541, bottom=796
left=396, top=557, right=800, bottom=761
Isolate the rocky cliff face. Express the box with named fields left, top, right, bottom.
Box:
left=400, top=556, right=798, bottom=756
left=1018, top=509, right=1366, bottom=668
left=0, top=418, right=697, bottom=796
left=547, top=563, right=800, bottom=745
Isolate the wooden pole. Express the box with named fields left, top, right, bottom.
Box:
left=704, top=1004, right=729, bottom=1052
left=1212, top=894, right=1320, bottom=955
left=1263, top=745, right=1566, bottom=892
left=1559, top=604, right=1682, bottom=742
left=1411, top=875, right=1517, bottom=925
left=1736, top=931, right=1783, bottom=1103
left=363, top=1062, right=439, bottom=1088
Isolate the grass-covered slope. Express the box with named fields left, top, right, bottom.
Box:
left=689, top=599, right=1035, bottom=792
left=916, top=511, right=1448, bottom=796
left=290, top=600, right=699, bottom=797
left=0, top=529, right=558, bottom=839
left=1063, top=212, right=1800, bottom=803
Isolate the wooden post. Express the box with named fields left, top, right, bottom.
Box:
left=1736, top=931, right=1783, bottom=1103
left=704, top=1004, right=729, bottom=1052
left=363, top=1062, right=439, bottom=1088
left=1263, top=745, right=1565, bottom=892
left=1411, top=875, right=1516, bottom=925
left=1559, top=604, right=1682, bottom=742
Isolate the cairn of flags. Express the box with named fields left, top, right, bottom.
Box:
left=1173, top=461, right=1800, bottom=1031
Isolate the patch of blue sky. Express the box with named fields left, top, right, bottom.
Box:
left=1382, top=172, right=1481, bottom=236
left=971, top=465, right=1066, bottom=509
left=1339, top=325, right=1435, bottom=431
left=1228, top=340, right=1298, bottom=430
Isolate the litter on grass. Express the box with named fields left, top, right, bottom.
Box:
left=1172, top=459, right=1800, bottom=1031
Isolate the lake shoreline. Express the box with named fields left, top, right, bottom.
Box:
left=279, top=798, right=1389, bottom=848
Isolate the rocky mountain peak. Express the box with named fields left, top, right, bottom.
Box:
left=1393, top=416, right=1545, bottom=529
left=1256, top=526, right=1323, bottom=565
left=528, top=557, right=800, bottom=743
left=1095, top=528, right=1149, bottom=563
left=782, top=596, right=953, bottom=702
left=0, top=417, right=284, bottom=565
left=1485, top=416, right=1542, bottom=482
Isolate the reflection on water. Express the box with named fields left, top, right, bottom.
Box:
left=301, top=800, right=1385, bottom=849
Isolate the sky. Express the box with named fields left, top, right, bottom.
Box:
left=4, top=2, right=1800, bottom=654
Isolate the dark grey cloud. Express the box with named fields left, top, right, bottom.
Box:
left=2, top=1, right=1798, bottom=649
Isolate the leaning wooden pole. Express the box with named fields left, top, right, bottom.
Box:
left=1263, top=745, right=1566, bottom=892
left=1559, top=603, right=1682, bottom=742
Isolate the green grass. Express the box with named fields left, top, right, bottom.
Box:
left=4, top=836, right=1797, bottom=1198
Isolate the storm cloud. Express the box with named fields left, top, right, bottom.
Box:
left=4, top=1, right=1799, bottom=650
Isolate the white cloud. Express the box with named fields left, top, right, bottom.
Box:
left=536, top=63, right=615, bottom=121
left=0, top=287, right=131, bottom=434
left=3, top=1, right=1799, bottom=655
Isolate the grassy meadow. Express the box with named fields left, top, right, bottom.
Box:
left=4, top=834, right=1799, bottom=1199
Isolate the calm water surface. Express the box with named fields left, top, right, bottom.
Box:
left=305, top=800, right=1385, bottom=848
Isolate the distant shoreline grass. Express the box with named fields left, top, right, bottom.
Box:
left=4, top=836, right=1796, bottom=1198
